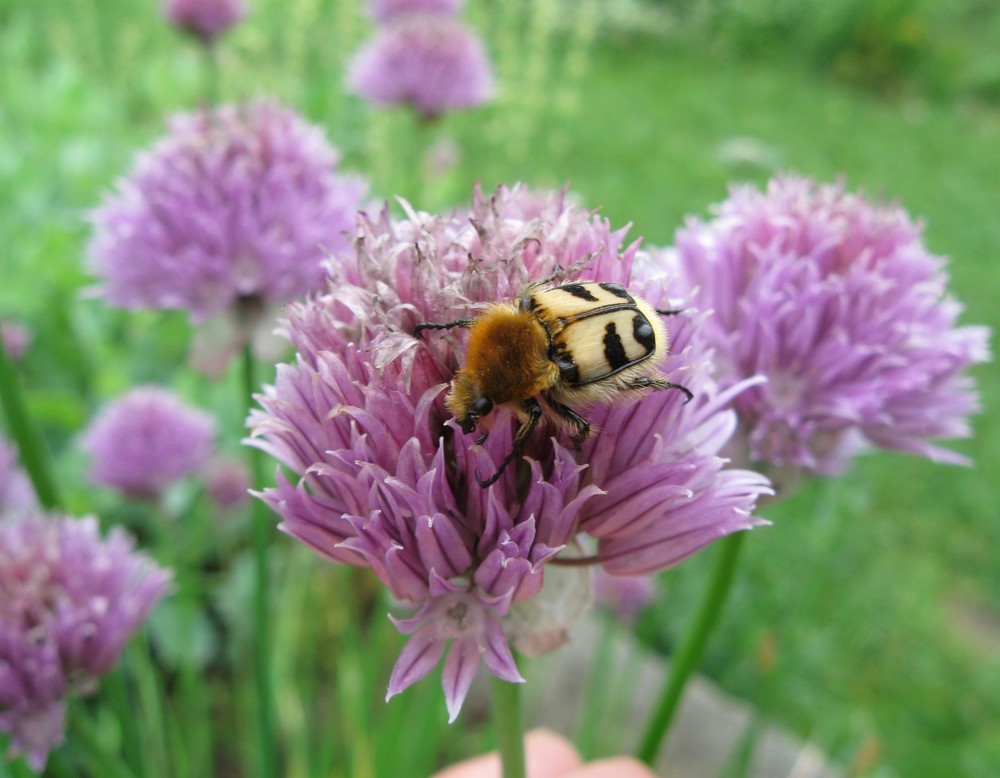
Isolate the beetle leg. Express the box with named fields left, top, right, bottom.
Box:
left=542, top=394, right=591, bottom=448
left=475, top=399, right=542, bottom=488
left=624, top=375, right=694, bottom=404
left=413, top=318, right=476, bottom=337
left=655, top=307, right=687, bottom=317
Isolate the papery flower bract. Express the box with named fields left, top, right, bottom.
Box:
left=0, top=437, right=37, bottom=512
left=0, top=511, right=171, bottom=770
left=163, top=0, right=247, bottom=44
left=248, top=184, right=770, bottom=720
left=668, top=175, right=991, bottom=477
left=81, top=387, right=216, bottom=497
left=347, top=14, right=494, bottom=120
left=88, top=100, right=367, bottom=324
left=368, top=0, right=461, bottom=22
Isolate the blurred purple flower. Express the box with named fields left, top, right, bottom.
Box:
left=81, top=387, right=216, bottom=498
left=0, top=437, right=37, bottom=512
left=0, top=511, right=171, bottom=770
left=88, top=100, right=367, bottom=325
left=368, top=0, right=461, bottom=22
left=347, top=14, right=494, bottom=120
left=593, top=569, right=655, bottom=625
left=204, top=456, right=251, bottom=510
left=668, top=175, right=991, bottom=478
left=163, top=0, right=247, bottom=44
left=1, top=321, right=31, bottom=361
left=248, top=184, right=770, bottom=720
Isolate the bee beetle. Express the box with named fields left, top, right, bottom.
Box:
left=415, top=281, right=693, bottom=488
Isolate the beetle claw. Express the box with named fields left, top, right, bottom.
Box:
left=474, top=467, right=502, bottom=488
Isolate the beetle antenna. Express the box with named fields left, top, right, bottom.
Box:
left=655, top=307, right=687, bottom=317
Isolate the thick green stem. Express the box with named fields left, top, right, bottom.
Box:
left=0, top=339, right=62, bottom=510
left=242, top=345, right=278, bottom=778
left=637, top=531, right=747, bottom=765
left=489, top=676, right=526, bottom=778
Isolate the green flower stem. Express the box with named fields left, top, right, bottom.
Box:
left=0, top=737, right=32, bottom=778
left=408, top=112, right=436, bottom=209
left=574, top=614, right=619, bottom=760
left=130, top=634, right=171, bottom=778
left=489, top=676, right=526, bottom=778
left=0, top=338, right=62, bottom=510
left=67, top=701, right=138, bottom=778
left=335, top=569, right=375, bottom=778
left=242, top=345, right=278, bottom=778
left=637, top=530, right=747, bottom=766
left=104, top=664, right=143, bottom=775
left=202, top=41, right=220, bottom=105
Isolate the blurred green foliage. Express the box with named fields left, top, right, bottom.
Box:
left=645, top=0, right=1000, bottom=100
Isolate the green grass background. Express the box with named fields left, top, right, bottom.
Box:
left=2, top=0, right=998, bottom=775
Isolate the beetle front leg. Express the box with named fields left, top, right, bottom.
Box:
left=413, top=318, right=476, bottom=337
left=475, top=398, right=542, bottom=488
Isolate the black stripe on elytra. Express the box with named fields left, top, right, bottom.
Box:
left=549, top=351, right=580, bottom=385
left=603, top=322, right=629, bottom=371
left=632, top=313, right=656, bottom=352
left=598, top=282, right=633, bottom=302
left=559, top=283, right=599, bottom=302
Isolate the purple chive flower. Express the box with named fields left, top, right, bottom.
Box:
left=163, top=0, right=247, bottom=44
left=368, top=0, right=462, bottom=22
left=248, top=184, right=771, bottom=720
left=204, top=457, right=251, bottom=510
left=347, top=14, right=494, bottom=120
left=81, top=387, right=216, bottom=498
left=0, top=437, right=37, bottom=512
left=88, top=100, right=368, bottom=325
left=593, top=569, right=655, bottom=625
left=1, top=321, right=31, bottom=362
left=0, top=511, right=171, bottom=770
left=668, top=175, right=991, bottom=477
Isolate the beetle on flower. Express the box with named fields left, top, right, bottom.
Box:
left=248, top=184, right=771, bottom=720
left=416, top=281, right=693, bottom=486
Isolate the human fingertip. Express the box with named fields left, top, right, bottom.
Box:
left=571, top=755, right=658, bottom=777
left=524, top=729, right=583, bottom=776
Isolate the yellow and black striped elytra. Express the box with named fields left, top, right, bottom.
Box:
left=414, top=281, right=692, bottom=487
left=528, top=282, right=659, bottom=386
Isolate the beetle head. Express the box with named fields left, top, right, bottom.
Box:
left=446, top=371, right=495, bottom=437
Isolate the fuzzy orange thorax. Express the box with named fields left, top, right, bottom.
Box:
left=454, top=305, right=558, bottom=407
